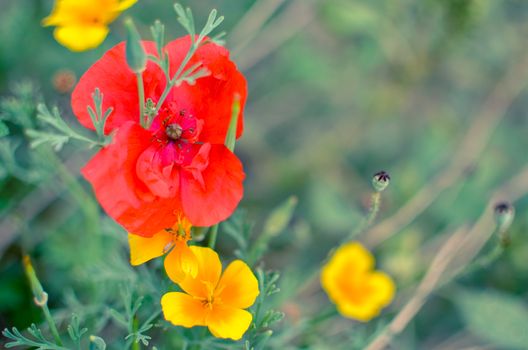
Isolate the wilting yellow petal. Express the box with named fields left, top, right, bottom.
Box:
left=164, top=242, right=198, bottom=283
left=178, top=246, right=222, bottom=299
left=207, top=305, right=252, bottom=341
left=53, top=25, right=109, bottom=52
left=161, top=292, right=207, bottom=328
left=128, top=231, right=172, bottom=266
left=215, top=260, right=259, bottom=309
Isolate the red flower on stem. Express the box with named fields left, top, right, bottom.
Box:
left=72, top=37, right=247, bottom=236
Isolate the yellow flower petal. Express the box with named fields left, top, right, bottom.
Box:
left=43, top=0, right=105, bottom=26
left=43, top=0, right=137, bottom=51
left=366, top=271, right=396, bottom=306
left=128, top=231, right=172, bottom=266
left=207, top=305, right=252, bottom=341
left=164, top=242, right=199, bottom=283
left=331, top=242, right=375, bottom=273
left=320, top=241, right=395, bottom=322
left=53, top=25, right=109, bottom=52
left=178, top=246, right=222, bottom=299
left=321, top=242, right=375, bottom=301
left=103, top=0, right=138, bottom=23
left=116, top=0, right=137, bottom=12
left=215, top=260, right=259, bottom=309
left=336, top=300, right=382, bottom=322
left=161, top=292, right=207, bottom=328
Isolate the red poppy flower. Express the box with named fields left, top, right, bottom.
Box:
left=71, top=36, right=247, bottom=236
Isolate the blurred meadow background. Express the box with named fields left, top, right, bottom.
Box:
left=1, top=0, right=528, bottom=349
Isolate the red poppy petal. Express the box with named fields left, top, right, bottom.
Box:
left=181, top=144, right=244, bottom=226
left=163, top=36, right=247, bottom=144
left=81, top=122, right=182, bottom=236
left=71, top=41, right=164, bottom=134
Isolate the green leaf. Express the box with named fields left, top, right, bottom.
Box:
left=246, top=197, right=297, bottom=265
left=0, top=120, right=8, bottom=137
left=453, top=288, right=528, bottom=349
left=262, top=196, right=298, bottom=238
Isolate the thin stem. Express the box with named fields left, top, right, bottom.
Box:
left=207, top=224, right=219, bottom=249
left=364, top=166, right=528, bottom=350
left=23, top=256, right=63, bottom=346
left=42, top=304, right=63, bottom=346
left=136, top=73, right=145, bottom=127
left=297, top=191, right=383, bottom=297
left=153, top=43, right=197, bottom=115
left=131, top=317, right=140, bottom=350
left=348, top=191, right=381, bottom=241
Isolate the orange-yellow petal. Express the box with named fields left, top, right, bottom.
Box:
left=215, top=260, right=259, bottom=309
left=161, top=292, right=207, bottom=328
left=207, top=305, right=252, bottom=341
left=53, top=25, right=109, bottom=52
left=104, top=0, right=138, bottom=23
left=43, top=0, right=105, bottom=26
left=335, top=273, right=395, bottom=322
left=366, top=271, right=396, bottom=307
left=178, top=246, right=222, bottom=299
left=116, top=0, right=137, bottom=12
left=321, top=242, right=374, bottom=303
left=128, top=231, right=172, bottom=266
left=336, top=299, right=382, bottom=322
left=164, top=242, right=199, bottom=283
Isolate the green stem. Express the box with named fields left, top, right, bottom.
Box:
left=348, top=191, right=381, bottom=241
left=132, top=317, right=140, bottom=350
left=23, top=256, right=63, bottom=346
left=441, top=240, right=506, bottom=287
left=136, top=73, right=145, bottom=127
left=153, top=43, right=199, bottom=116
left=207, top=224, right=219, bottom=249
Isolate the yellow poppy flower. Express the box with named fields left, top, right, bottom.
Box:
left=42, top=0, right=137, bottom=51
left=161, top=246, right=260, bottom=340
left=128, top=217, right=198, bottom=283
left=321, top=241, right=395, bottom=322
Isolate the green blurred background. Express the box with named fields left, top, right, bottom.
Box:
left=1, top=0, right=527, bottom=349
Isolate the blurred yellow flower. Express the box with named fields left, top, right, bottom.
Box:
left=162, top=246, right=259, bottom=340
left=128, top=217, right=198, bottom=283
left=321, top=241, right=395, bottom=322
left=42, top=0, right=137, bottom=51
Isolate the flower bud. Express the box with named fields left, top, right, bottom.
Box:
left=372, top=171, right=390, bottom=192
left=494, top=202, right=515, bottom=234
left=124, top=18, right=147, bottom=73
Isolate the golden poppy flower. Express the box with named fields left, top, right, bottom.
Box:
left=42, top=0, right=137, bottom=51
left=321, top=241, right=395, bottom=322
left=161, top=246, right=260, bottom=340
left=128, top=217, right=198, bottom=283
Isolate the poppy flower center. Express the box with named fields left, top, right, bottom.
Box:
left=166, top=123, right=183, bottom=140
left=151, top=103, right=203, bottom=147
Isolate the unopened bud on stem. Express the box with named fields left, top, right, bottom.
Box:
left=494, top=201, right=515, bottom=246
left=372, top=171, right=390, bottom=192
left=125, top=18, right=147, bottom=73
